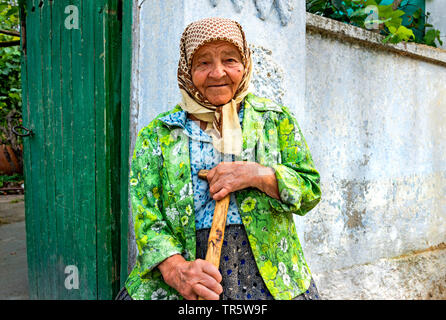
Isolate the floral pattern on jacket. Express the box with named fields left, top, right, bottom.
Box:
left=124, top=93, right=321, bottom=300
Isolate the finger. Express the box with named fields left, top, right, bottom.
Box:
left=192, top=282, right=220, bottom=300
left=209, top=172, right=236, bottom=195
left=212, top=187, right=230, bottom=201
left=208, top=281, right=223, bottom=295
left=196, top=272, right=224, bottom=295
left=206, top=167, right=216, bottom=184
left=184, top=292, right=198, bottom=300
left=198, top=259, right=223, bottom=283
left=209, top=176, right=225, bottom=194
left=207, top=162, right=227, bottom=185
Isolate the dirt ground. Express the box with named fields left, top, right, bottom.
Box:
left=0, top=194, right=29, bottom=299
left=0, top=194, right=25, bottom=225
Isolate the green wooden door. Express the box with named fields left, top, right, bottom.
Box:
left=19, top=0, right=131, bottom=299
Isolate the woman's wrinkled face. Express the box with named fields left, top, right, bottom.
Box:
left=191, top=40, right=244, bottom=106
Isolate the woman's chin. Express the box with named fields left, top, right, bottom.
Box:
left=206, top=95, right=232, bottom=106
left=204, top=88, right=234, bottom=105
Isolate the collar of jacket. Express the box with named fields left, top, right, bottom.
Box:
left=154, top=93, right=283, bottom=257
left=157, top=93, right=282, bottom=129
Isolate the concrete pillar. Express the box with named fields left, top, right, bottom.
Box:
left=128, top=0, right=308, bottom=270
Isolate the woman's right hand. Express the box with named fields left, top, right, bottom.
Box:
left=158, top=254, right=223, bottom=300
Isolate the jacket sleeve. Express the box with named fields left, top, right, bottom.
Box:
left=268, top=106, right=321, bottom=216
left=129, top=126, right=183, bottom=277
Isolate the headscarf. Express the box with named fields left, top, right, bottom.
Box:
left=177, top=17, right=253, bottom=156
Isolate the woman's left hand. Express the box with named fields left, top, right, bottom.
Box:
left=206, top=161, right=280, bottom=201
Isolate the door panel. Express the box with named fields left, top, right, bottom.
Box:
left=19, top=0, right=126, bottom=299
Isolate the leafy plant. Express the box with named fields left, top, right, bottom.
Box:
left=421, top=11, right=443, bottom=47
left=0, top=173, right=23, bottom=188
left=0, top=0, right=23, bottom=172
left=306, top=0, right=443, bottom=47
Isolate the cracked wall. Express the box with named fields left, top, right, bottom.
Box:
left=302, top=20, right=446, bottom=299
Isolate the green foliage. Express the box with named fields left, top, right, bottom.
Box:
left=0, top=0, right=19, bottom=25
left=306, top=0, right=443, bottom=47
left=423, top=28, right=442, bottom=47
left=0, top=1, right=22, bottom=148
left=0, top=173, right=23, bottom=188
left=421, top=11, right=443, bottom=47
left=383, top=25, right=415, bottom=44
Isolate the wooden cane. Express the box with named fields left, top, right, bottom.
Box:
left=197, top=169, right=230, bottom=300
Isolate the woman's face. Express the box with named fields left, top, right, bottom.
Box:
left=191, top=40, right=244, bottom=106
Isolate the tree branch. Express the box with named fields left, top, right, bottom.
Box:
left=0, top=40, right=20, bottom=47
left=0, top=29, right=20, bottom=37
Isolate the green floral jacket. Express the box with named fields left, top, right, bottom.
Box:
left=124, top=93, right=321, bottom=300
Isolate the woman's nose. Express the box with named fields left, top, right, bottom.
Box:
left=209, top=62, right=226, bottom=79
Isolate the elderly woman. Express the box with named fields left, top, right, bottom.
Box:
left=116, top=17, right=321, bottom=300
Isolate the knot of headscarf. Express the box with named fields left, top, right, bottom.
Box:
left=177, top=17, right=253, bottom=156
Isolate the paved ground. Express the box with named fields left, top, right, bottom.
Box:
left=0, top=194, right=29, bottom=299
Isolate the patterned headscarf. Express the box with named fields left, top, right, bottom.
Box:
left=177, top=17, right=253, bottom=155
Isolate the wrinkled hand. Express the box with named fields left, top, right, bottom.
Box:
left=207, top=161, right=279, bottom=201
left=158, top=254, right=223, bottom=300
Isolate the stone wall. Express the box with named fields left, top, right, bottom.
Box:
left=302, top=12, right=446, bottom=300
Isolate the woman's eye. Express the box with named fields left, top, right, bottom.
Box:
left=194, top=61, right=207, bottom=68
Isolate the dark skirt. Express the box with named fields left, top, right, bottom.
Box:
left=116, top=224, right=320, bottom=300
left=196, top=224, right=320, bottom=300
